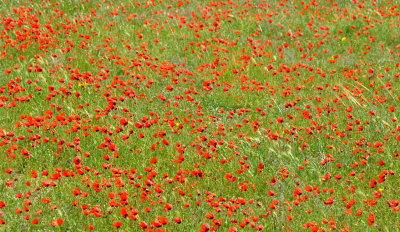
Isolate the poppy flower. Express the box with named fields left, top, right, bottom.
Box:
left=139, top=221, right=148, bottom=229
left=367, top=212, right=375, bottom=226
left=174, top=217, right=182, bottom=224
left=86, top=224, right=95, bottom=230
left=31, top=218, right=39, bottom=224
left=164, top=203, right=173, bottom=211
left=51, top=219, right=63, bottom=226
left=270, top=176, right=277, bottom=185
left=113, top=221, right=122, bottom=228
left=268, top=190, right=276, bottom=196
left=200, top=223, right=210, bottom=232
left=120, top=118, right=128, bottom=126
left=324, top=197, right=334, bottom=205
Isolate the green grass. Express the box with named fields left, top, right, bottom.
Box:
left=1, top=0, right=400, bottom=231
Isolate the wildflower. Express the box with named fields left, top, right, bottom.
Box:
left=367, top=212, right=375, bottom=226
left=31, top=218, right=39, bottom=224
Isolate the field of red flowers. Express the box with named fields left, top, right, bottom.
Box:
left=0, top=0, right=400, bottom=231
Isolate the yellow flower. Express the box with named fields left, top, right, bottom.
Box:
left=176, top=123, right=180, bottom=126
left=341, top=37, right=347, bottom=41
left=78, top=82, right=88, bottom=88
left=377, top=116, right=380, bottom=119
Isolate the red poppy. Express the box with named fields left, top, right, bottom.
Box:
left=324, top=197, right=334, bottom=205
left=150, top=157, right=157, bottom=164
left=120, top=118, right=128, bottom=126
left=51, top=219, right=63, bottom=226
left=174, top=217, right=182, bottom=224
left=31, top=218, right=39, bottom=224
left=367, top=212, right=375, bottom=226
left=139, top=221, right=148, bottom=229
left=113, top=221, right=122, bottom=228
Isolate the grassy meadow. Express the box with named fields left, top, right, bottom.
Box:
left=1, top=0, right=400, bottom=231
